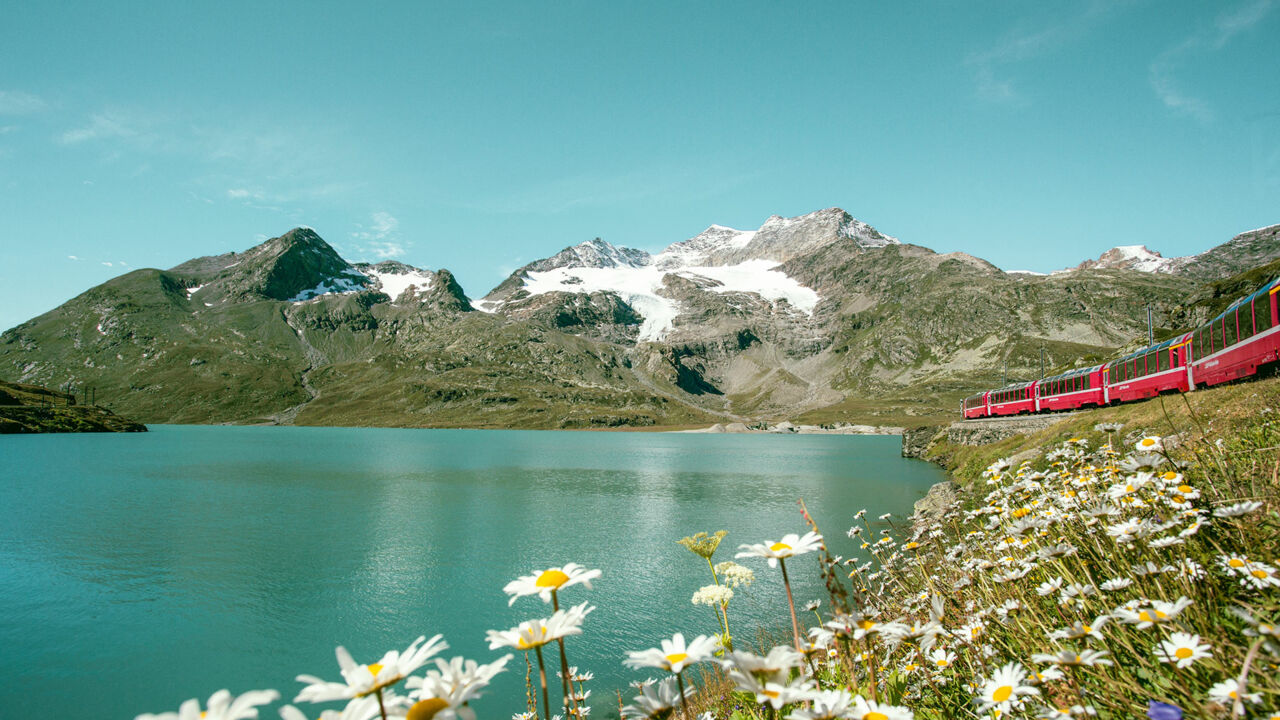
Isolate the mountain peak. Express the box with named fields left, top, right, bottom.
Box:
left=1074, top=244, right=1175, bottom=273
left=532, top=237, right=652, bottom=272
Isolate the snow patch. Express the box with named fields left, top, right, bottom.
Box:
left=186, top=284, right=205, bottom=297
left=1006, top=270, right=1047, bottom=276
left=519, top=259, right=818, bottom=341
left=365, top=267, right=435, bottom=302
left=290, top=274, right=368, bottom=302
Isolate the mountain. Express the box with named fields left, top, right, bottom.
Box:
left=2, top=212, right=1278, bottom=429
left=1070, top=224, right=1280, bottom=279
left=1074, top=245, right=1176, bottom=273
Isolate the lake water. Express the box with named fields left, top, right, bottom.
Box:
left=0, top=425, right=946, bottom=718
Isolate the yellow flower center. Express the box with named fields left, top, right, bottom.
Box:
left=763, top=689, right=779, bottom=699
left=1140, top=438, right=1156, bottom=447
left=770, top=542, right=792, bottom=552
left=368, top=663, right=384, bottom=677
left=1175, top=648, right=1193, bottom=659
left=867, top=713, right=888, bottom=720
left=665, top=653, right=688, bottom=666
left=1252, top=569, right=1270, bottom=579
left=993, top=685, right=1013, bottom=702
left=1177, top=484, right=1192, bottom=493
left=408, top=698, right=450, bottom=720
left=536, top=569, right=570, bottom=588
left=1163, top=472, right=1178, bottom=480
left=857, top=620, right=875, bottom=630
left=937, top=659, right=949, bottom=667
left=1229, top=558, right=1246, bottom=568
left=517, top=627, right=549, bottom=649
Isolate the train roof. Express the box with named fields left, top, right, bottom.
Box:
left=991, top=380, right=1036, bottom=391
left=1042, top=364, right=1103, bottom=381
left=1214, top=275, right=1280, bottom=321
left=1108, top=334, right=1191, bottom=365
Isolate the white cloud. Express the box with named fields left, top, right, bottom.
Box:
left=0, top=125, right=16, bottom=134
left=0, top=90, right=45, bottom=115
left=226, top=188, right=254, bottom=199
left=67, top=255, right=79, bottom=261
left=1149, top=1, right=1275, bottom=123
left=966, top=3, right=1121, bottom=104
left=101, top=261, right=113, bottom=267
left=58, top=111, right=141, bottom=145
left=350, top=211, right=407, bottom=259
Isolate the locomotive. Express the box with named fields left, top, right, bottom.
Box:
left=961, top=275, right=1280, bottom=418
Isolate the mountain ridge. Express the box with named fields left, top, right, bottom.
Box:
left=2, top=211, right=1278, bottom=429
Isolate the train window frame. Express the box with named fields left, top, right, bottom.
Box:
left=1256, top=295, right=1274, bottom=333
left=1226, top=311, right=1239, bottom=346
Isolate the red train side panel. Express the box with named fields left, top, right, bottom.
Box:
left=987, top=381, right=1036, bottom=417
left=1104, top=334, right=1193, bottom=403
left=1190, top=279, right=1280, bottom=388
left=1037, top=365, right=1106, bottom=412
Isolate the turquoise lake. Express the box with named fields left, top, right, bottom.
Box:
left=0, top=425, right=946, bottom=718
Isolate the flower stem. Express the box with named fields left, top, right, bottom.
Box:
left=552, top=590, right=577, bottom=717
left=535, top=645, right=551, bottom=720
left=779, top=557, right=802, bottom=651
left=675, top=670, right=692, bottom=720
left=375, top=687, right=388, bottom=720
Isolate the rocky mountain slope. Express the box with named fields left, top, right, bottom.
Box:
left=1071, top=224, right=1280, bottom=279
left=0, top=379, right=146, bottom=433
left=2, top=212, right=1277, bottom=428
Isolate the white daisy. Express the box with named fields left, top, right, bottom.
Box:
left=1207, top=678, right=1261, bottom=705
left=1212, top=501, right=1264, bottom=518
left=847, top=696, right=912, bottom=720
left=295, top=636, right=448, bottom=703
left=736, top=531, right=824, bottom=568
left=136, top=689, right=279, bottom=720
left=620, top=677, right=690, bottom=720
left=503, top=564, right=602, bottom=605
left=975, top=662, right=1039, bottom=713
left=623, top=632, right=719, bottom=673
left=486, top=603, right=593, bottom=651
left=1154, top=632, right=1211, bottom=668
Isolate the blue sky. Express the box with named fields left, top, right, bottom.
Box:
left=1, top=1, right=1277, bottom=331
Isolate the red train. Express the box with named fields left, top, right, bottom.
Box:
left=961, top=275, right=1280, bottom=419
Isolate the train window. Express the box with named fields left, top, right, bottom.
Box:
left=1243, top=303, right=1257, bottom=339
left=1256, top=295, right=1274, bottom=332
left=1226, top=312, right=1238, bottom=346
left=1157, top=349, right=1166, bottom=372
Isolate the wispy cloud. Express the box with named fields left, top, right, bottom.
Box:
left=67, top=255, right=79, bottom=261
left=0, top=90, right=46, bottom=115
left=58, top=110, right=147, bottom=145
left=350, top=211, right=407, bottom=259
left=1150, top=0, right=1275, bottom=123
left=965, top=2, right=1122, bottom=104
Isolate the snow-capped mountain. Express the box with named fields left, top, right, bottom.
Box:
left=1066, top=225, right=1280, bottom=279
left=1074, top=245, right=1177, bottom=273
left=481, top=208, right=892, bottom=341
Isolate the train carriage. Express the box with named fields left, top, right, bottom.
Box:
left=962, top=391, right=990, bottom=419
left=1189, top=277, right=1280, bottom=388
left=1104, top=333, right=1194, bottom=403
left=958, top=275, right=1280, bottom=421
left=1036, top=364, right=1107, bottom=412
left=987, top=381, right=1037, bottom=417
